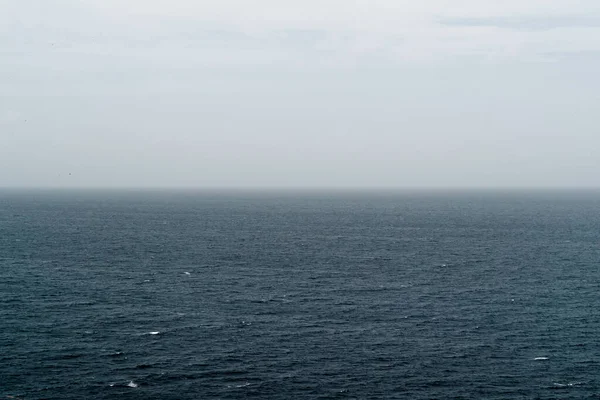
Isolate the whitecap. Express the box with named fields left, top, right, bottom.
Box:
left=127, top=381, right=138, bottom=388
left=235, top=383, right=251, bottom=388
left=552, top=381, right=581, bottom=388
left=149, top=331, right=160, bottom=335
left=534, top=357, right=549, bottom=360
left=184, top=272, right=191, bottom=275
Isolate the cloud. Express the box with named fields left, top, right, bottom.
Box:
left=542, top=50, right=600, bottom=62
left=440, top=15, right=600, bottom=31
left=3, top=0, right=600, bottom=67
left=83, top=0, right=600, bottom=64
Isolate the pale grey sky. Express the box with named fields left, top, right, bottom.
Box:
left=1, top=0, right=599, bottom=188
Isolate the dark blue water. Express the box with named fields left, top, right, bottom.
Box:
left=2, top=190, right=600, bottom=399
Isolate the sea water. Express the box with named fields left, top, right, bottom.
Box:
left=1, top=190, right=600, bottom=399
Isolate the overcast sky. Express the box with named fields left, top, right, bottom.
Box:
left=1, top=0, right=599, bottom=188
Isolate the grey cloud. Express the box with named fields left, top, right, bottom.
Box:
left=439, top=15, right=600, bottom=31
left=0, top=1, right=129, bottom=52
left=543, top=50, right=600, bottom=61
left=3, top=1, right=600, bottom=188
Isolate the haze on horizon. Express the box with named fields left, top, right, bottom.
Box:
left=1, top=0, right=599, bottom=189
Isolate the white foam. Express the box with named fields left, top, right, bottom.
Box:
left=534, top=357, right=549, bottom=360
left=184, top=272, right=191, bottom=276
left=236, top=383, right=251, bottom=388
left=127, top=381, right=138, bottom=388
left=149, top=331, right=160, bottom=335
left=553, top=381, right=581, bottom=387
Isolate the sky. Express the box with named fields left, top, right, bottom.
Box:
left=1, top=0, right=599, bottom=188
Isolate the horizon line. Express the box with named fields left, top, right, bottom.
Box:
left=1, top=186, right=600, bottom=192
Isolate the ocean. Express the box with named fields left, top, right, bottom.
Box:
left=1, top=189, right=600, bottom=399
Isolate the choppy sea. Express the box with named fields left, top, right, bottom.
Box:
left=2, top=190, right=600, bottom=399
